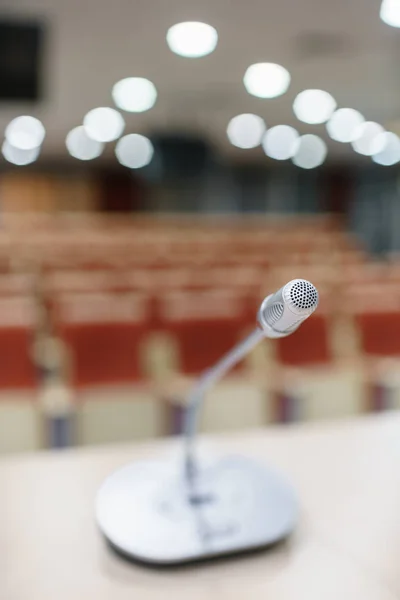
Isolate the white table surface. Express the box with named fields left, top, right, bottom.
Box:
left=1, top=413, right=400, bottom=600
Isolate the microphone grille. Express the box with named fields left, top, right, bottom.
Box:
left=264, top=302, right=284, bottom=325
left=288, top=280, right=319, bottom=311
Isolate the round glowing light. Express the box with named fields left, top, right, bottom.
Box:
left=293, top=89, right=337, bottom=124
left=83, top=107, right=125, bottom=142
left=226, top=114, right=266, bottom=149
left=372, top=132, right=400, bottom=165
left=112, top=78, right=157, bottom=113
left=292, top=134, right=327, bottom=169
left=5, top=116, right=45, bottom=150
left=326, top=108, right=365, bottom=143
left=380, top=0, right=400, bottom=27
left=262, top=125, right=299, bottom=160
left=115, top=134, right=154, bottom=169
left=243, top=63, right=290, bottom=99
left=166, top=21, right=218, bottom=58
left=66, top=126, right=104, bottom=161
left=351, top=122, right=385, bottom=156
left=2, top=140, right=40, bottom=165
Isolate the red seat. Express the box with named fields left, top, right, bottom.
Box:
left=0, top=274, right=35, bottom=296
left=44, top=270, right=120, bottom=294
left=346, top=284, right=400, bottom=356
left=158, top=290, right=251, bottom=375
left=55, top=293, right=151, bottom=389
left=356, top=312, right=400, bottom=356
left=344, top=285, right=400, bottom=412
left=275, top=313, right=331, bottom=367
left=0, top=297, right=37, bottom=390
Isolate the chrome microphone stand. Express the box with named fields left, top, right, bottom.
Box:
left=183, top=328, right=265, bottom=487
left=96, top=311, right=299, bottom=565
left=182, top=291, right=297, bottom=486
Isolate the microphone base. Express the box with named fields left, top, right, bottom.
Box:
left=96, top=455, right=298, bottom=566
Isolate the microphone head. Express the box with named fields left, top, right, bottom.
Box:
left=258, top=279, right=319, bottom=338
left=284, top=279, right=319, bottom=314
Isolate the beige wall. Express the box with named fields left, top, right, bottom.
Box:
left=0, top=173, right=99, bottom=213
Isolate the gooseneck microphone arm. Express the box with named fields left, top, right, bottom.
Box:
left=183, top=328, right=265, bottom=484
left=182, top=279, right=319, bottom=487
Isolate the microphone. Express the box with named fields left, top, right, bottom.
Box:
left=96, top=279, right=319, bottom=566
left=258, top=278, right=319, bottom=338
left=183, top=279, right=319, bottom=482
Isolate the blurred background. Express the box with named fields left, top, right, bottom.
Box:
left=1, top=0, right=400, bottom=453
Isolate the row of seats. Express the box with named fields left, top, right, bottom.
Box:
left=0, top=262, right=400, bottom=302
left=0, top=282, right=399, bottom=368
left=0, top=213, right=398, bottom=454
left=0, top=292, right=356, bottom=453
left=0, top=288, right=398, bottom=389
left=0, top=247, right=364, bottom=273
left=0, top=214, right=359, bottom=271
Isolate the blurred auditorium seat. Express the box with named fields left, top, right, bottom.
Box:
left=0, top=273, right=35, bottom=295
left=270, top=305, right=366, bottom=423
left=43, top=270, right=121, bottom=294
left=0, top=212, right=390, bottom=452
left=54, top=292, right=165, bottom=445
left=0, top=297, right=41, bottom=453
left=156, top=290, right=274, bottom=434
left=347, top=283, right=400, bottom=412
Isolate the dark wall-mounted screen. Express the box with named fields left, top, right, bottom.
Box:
left=0, top=19, right=45, bottom=102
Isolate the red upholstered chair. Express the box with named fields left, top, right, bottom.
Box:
left=340, top=263, right=391, bottom=287
left=157, top=289, right=251, bottom=375
left=155, top=289, right=273, bottom=434
left=0, top=274, right=35, bottom=296
left=347, top=284, right=400, bottom=411
left=275, top=313, right=331, bottom=368
left=54, top=292, right=151, bottom=388
left=355, top=308, right=400, bottom=358
left=121, top=268, right=194, bottom=293
left=0, top=297, right=41, bottom=453
left=268, top=300, right=365, bottom=423
left=0, top=297, right=37, bottom=389
left=344, top=282, right=400, bottom=355
left=54, top=292, right=164, bottom=445
left=43, top=270, right=121, bottom=296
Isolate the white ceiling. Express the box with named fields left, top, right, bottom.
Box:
left=1, top=0, right=400, bottom=163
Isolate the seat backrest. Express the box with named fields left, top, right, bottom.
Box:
left=0, top=273, right=35, bottom=296
left=55, top=292, right=151, bottom=388
left=275, top=313, right=331, bottom=367
left=356, top=311, right=400, bottom=356
left=344, top=283, right=400, bottom=356
left=158, top=290, right=250, bottom=374
left=0, top=297, right=38, bottom=389
left=44, top=270, right=119, bottom=294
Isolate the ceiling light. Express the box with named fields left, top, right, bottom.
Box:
left=380, top=0, right=400, bottom=27
left=244, top=63, right=291, bottom=99
left=351, top=122, right=385, bottom=155
left=326, top=108, right=365, bottom=143
left=112, top=78, right=157, bottom=113
left=115, top=134, right=154, bottom=168
left=83, top=107, right=125, bottom=142
left=5, top=116, right=45, bottom=150
left=262, top=125, right=299, bottom=160
left=166, top=21, right=218, bottom=57
left=2, top=140, right=40, bottom=165
left=292, top=134, right=327, bottom=169
left=372, top=132, right=400, bottom=165
left=66, top=126, right=104, bottom=160
left=227, top=114, right=266, bottom=149
left=293, top=89, right=336, bottom=124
